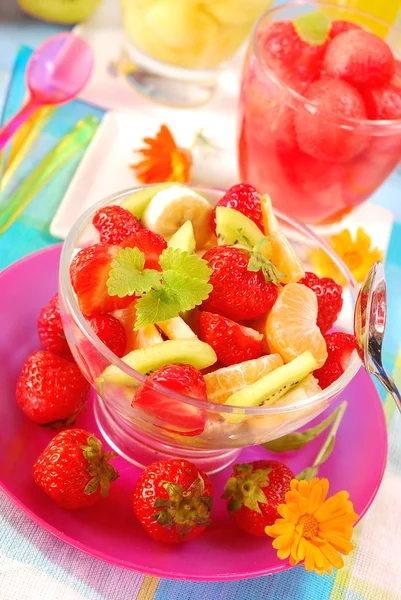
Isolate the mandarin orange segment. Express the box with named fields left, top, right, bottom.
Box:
left=204, top=353, right=283, bottom=404
left=265, top=283, right=327, bottom=368
left=260, top=195, right=305, bottom=284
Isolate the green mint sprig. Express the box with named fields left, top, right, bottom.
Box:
left=107, top=246, right=213, bottom=330
left=234, top=229, right=286, bottom=285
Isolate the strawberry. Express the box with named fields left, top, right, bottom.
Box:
left=201, top=246, right=278, bottom=321
left=314, top=332, right=356, bottom=389
left=70, top=243, right=132, bottom=317
left=199, top=311, right=264, bottom=366
left=121, top=229, right=167, bottom=271
left=93, top=205, right=141, bottom=245
left=16, top=350, right=90, bottom=425
left=37, top=293, right=72, bottom=359
left=133, top=459, right=213, bottom=543
left=211, top=184, right=264, bottom=233
left=33, top=429, right=119, bottom=509
left=324, top=29, right=395, bottom=88
left=88, top=314, right=127, bottom=357
left=223, top=460, right=294, bottom=536
left=299, top=272, right=343, bottom=334
left=132, top=364, right=206, bottom=436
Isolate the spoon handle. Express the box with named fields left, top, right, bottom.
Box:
left=373, top=364, right=401, bottom=414
left=0, top=97, right=40, bottom=152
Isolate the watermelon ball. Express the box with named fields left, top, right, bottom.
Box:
left=329, top=20, right=362, bottom=40
left=363, top=83, right=401, bottom=120
left=324, top=29, right=395, bottom=88
left=294, top=77, right=368, bottom=163
left=259, top=21, right=326, bottom=91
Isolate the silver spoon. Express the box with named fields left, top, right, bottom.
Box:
left=354, top=261, right=401, bottom=413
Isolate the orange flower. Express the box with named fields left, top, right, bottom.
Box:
left=265, top=478, right=358, bottom=576
left=131, top=125, right=192, bottom=184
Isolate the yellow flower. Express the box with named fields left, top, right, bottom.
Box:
left=310, top=228, right=383, bottom=285
left=265, top=478, right=358, bottom=576
left=131, top=125, right=192, bottom=185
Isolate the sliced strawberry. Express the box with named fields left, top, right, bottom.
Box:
left=121, top=229, right=168, bottom=271
left=300, top=272, right=343, bottom=334
left=199, top=311, right=264, bottom=366
left=88, top=314, right=127, bottom=357
left=314, top=332, right=356, bottom=389
left=70, top=243, right=132, bottom=317
left=132, top=364, right=206, bottom=437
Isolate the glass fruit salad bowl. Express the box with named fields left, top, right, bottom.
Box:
left=59, top=183, right=360, bottom=474
left=239, top=1, right=401, bottom=224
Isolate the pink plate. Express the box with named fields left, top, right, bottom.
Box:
left=0, top=245, right=388, bottom=581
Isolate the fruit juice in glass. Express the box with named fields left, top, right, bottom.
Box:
left=238, top=1, right=401, bottom=224
left=119, top=0, right=273, bottom=106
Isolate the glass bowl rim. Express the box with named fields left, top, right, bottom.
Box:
left=60, top=184, right=361, bottom=416
left=251, top=0, right=401, bottom=131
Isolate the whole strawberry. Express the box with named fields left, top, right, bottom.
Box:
left=133, top=459, right=213, bottom=543
left=93, top=205, right=142, bottom=245
left=88, top=314, right=127, bottom=357
left=132, top=364, right=206, bottom=436
left=314, top=332, right=356, bottom=389
left=223, top=460, right=294, bottom=536
left=201, top=246, right=278, bottom=321
left=33, top=429, right=119, bottom=509
left=300, top=272, right=343, bottom=334
left=211, top=183, right=264, bottom=233
left=199, top=311, right=264, bottom=366
left=16, top=350, right=90, bottom=425
left=37, top=293, right=72, bottom=358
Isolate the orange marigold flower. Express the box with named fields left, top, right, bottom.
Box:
left=131, top=125, right=192, bottom=184
left=265, top=478, right=358, bottom=576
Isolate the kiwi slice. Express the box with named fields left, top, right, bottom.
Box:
left=215, top=207, right=272, bottom=259
left=223, top=351, right=318, bottom=424
left=120, top=182, right=175, bottom=219
left=168, top=221, right=196, bottom=253
left=98, top=339, right=216, bottom=388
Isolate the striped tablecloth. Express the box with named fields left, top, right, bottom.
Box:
left=1, top=17, right=401, bottom=600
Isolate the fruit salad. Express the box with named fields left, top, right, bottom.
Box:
left=59, top=183, right=358, bottom=455
left=120, top=0, right=271, bottom=70
left=239, top=7, right=401, bottom=224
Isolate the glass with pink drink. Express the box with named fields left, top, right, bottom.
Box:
left=238, top=1, right=401, bottom=224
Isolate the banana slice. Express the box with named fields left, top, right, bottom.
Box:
left=142, top=185, right=213, bottom=248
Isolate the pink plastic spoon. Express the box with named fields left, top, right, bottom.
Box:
left=0, top=32, right=93, bottom=151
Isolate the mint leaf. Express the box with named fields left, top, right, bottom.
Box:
left=296, top=401, right=347, bottom=481
left=261, top=403, right=346, bottom=453
left=159, top=247, right=212, bottom=282
left=162, top=270, right=212, bottom=312
left=135, top=287, right=180, bottom=329
left=294, top=12, right=331, bottom=45
left=107, top=247, right=161, bottom=297
left=134, top=247, right=213, bottom=329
